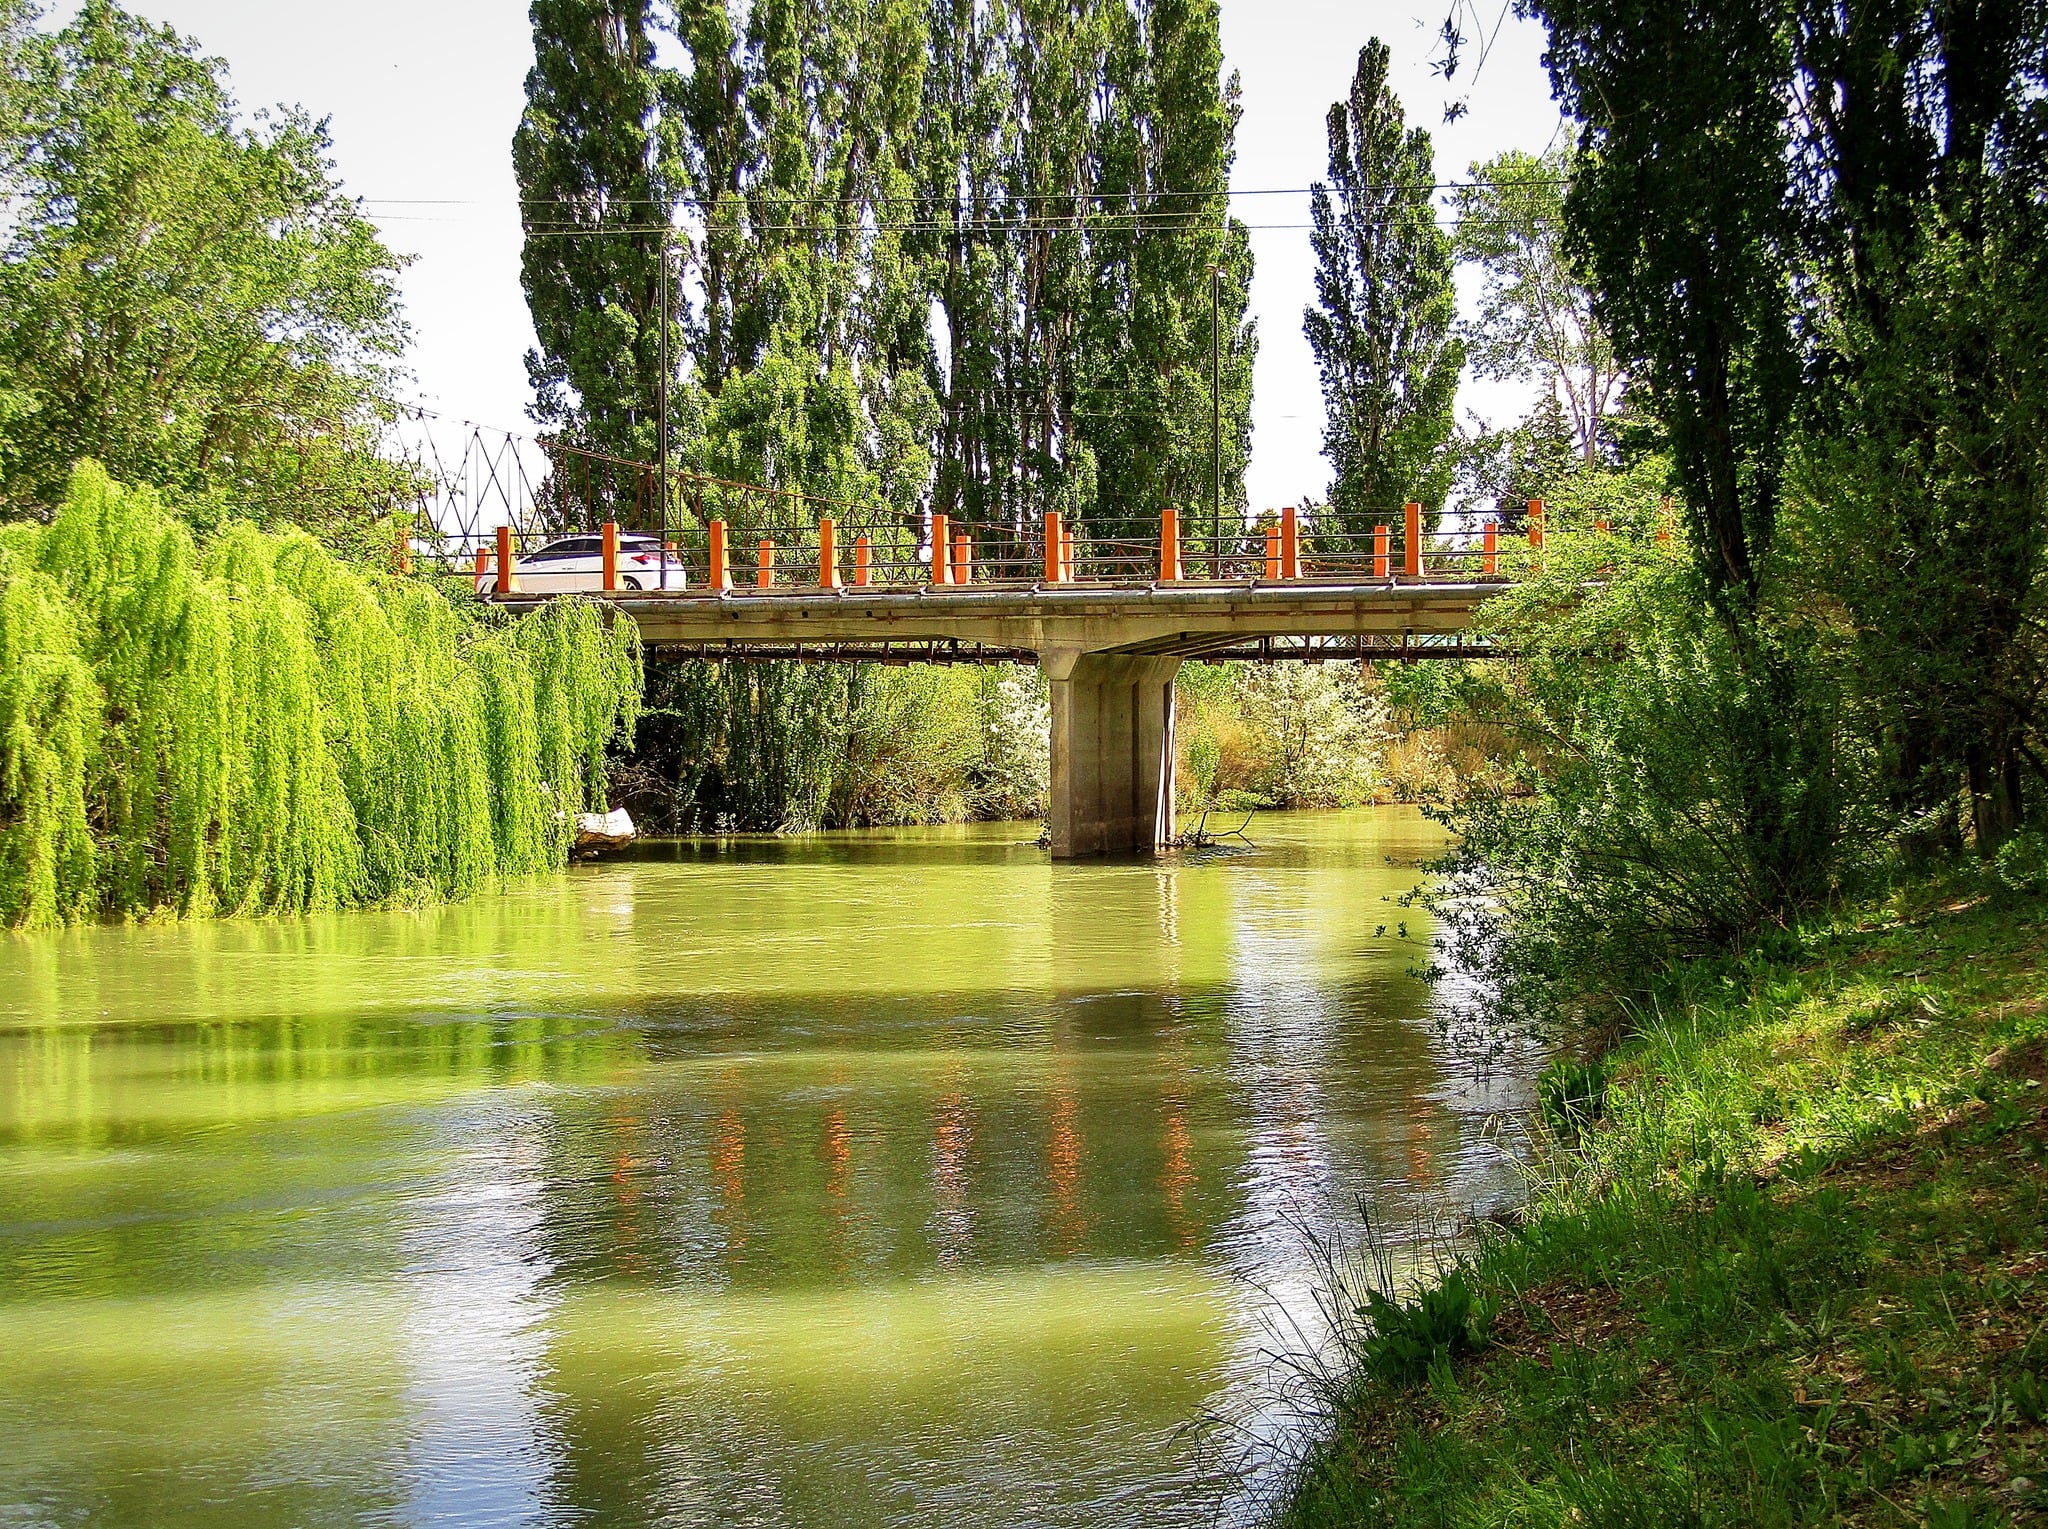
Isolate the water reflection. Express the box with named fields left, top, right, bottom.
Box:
left=0, top=810, right=1533, bottom=1527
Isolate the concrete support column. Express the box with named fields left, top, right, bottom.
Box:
left=1043, top=650, right=1183, bottom=857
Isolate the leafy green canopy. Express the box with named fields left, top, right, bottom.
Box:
left=0, top=3, right=413, bottom=539
left=1305, top=40, right=1462, bottom=534
left=515, top=0, right=671, bottom=469
left=1451, top=147, right=1622, bottom=469
left=518, top=0, right=1258, bottom=543
left=0, top=465, right=641, bottom=930
left=1533, top=0, right=2048, bottom=855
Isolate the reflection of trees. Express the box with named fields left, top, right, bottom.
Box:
left=0, top=1012, right=639, bottom=1302
left=514, top=987, right=1254, bottom=1294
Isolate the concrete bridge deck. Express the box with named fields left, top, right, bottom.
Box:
left=492, top=578, right=1500, bottom=659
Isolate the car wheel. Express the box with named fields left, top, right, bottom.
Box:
left=622, top=576, right=643, bottom=591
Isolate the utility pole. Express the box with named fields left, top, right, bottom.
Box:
left=1208, top=262, right=1222, bottom=572
left=657, top=233, right=670, bottom=587
left=658, top=232, right=670, bottom=531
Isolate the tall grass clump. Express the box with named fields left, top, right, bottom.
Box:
left=0, top=464, right=640, bottom=929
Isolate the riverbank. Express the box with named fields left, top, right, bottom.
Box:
left=1279, top=869, right=2048, bottom=1526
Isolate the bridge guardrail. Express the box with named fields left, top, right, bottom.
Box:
left=466, top=495, right=1677, bottom=598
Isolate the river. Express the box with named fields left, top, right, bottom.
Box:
left=0, top=808, right=1531, bottom=1527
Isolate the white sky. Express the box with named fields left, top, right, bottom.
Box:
left=74, top=0, right=1566, bottom=512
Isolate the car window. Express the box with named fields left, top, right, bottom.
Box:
left=532, top=537, right=597, bottom=560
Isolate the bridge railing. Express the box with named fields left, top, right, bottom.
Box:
left=472, top=495, right=1676, bottom=595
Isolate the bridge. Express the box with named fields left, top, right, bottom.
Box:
left=476, top=502, right=1561, bottom=858
left=381, top=413, right=1621, bottom=858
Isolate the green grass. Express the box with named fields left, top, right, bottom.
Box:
left=1281, top=874, right=2048, bottom=1527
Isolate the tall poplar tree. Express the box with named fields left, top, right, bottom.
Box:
left=1081, top=0, right=1255, bottom=544
left=514, top=0, right=674, bottom=473
left=1305, top=39, right=1460, bottom=535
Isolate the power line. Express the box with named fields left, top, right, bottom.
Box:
left=355, top=174, right=1571, bottom=212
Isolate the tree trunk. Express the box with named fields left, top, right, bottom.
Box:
left=1967, top=734, right=2023, bottom=854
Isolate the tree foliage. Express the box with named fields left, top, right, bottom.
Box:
left=0, top=3, right=412, bottom=536
left=519, top=0, right=1256, bottom=543
left=1305, top=40, right=1462, bottom=535
left=0, top=465, right=641, bottom=930
left=514, top=0, right=673, bottom=470
left=1452, top=146, right=1621, bottom=465
left=1428, top=0, right=2048, bottom=1006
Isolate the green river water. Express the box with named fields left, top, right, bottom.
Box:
left=0, top=808, right=1531, bottom=1527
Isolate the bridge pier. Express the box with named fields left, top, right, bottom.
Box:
left=1044, top=651, right=1182, bottom=858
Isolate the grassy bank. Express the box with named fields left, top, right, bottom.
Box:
left=1281, top=872, right=2048, bottom=1527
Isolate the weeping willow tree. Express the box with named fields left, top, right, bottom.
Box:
left=0, top=464, right=641, bottom=929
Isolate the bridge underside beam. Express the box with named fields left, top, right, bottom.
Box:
left=639, top=632, right=1493, bottom=666
left=1045, top=652, right=1182, bottom=858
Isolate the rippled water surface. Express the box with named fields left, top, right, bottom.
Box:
left=0, top=809, right=1529, bottom=1527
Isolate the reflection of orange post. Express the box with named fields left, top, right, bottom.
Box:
left=853, top=533, right=871, bottom=586
left=1528, top=498, right=1545, bottom=549
left=1404, top=501, right=1422, bottom=578
left=1264, top=523, right=1280, bottom=580
left=953, top=531, right=972, bottom=583
left=1044, top=511, right=1064, bottom=583
left=495, top=523, right=516, bottom=595
left=601, top=521, right=619, bottom=591
left=709, top=519, right=731, bottom=589
left=1482, top=520, right=1498, bottom=578
left=474, top=545, right=493, bottom=595
left=1280, top=505, right=1300, bottom=578
left=818, top=517, right=840, bottom=588
left=930, top=513, right=950, bottom=584
left=756, top=538, right=774, bottom=588
left=1160, top=505, right=1181, bottom=581
left=1374, top=524, right=1390, bottom=579
left=1063, top=529, right=1076, bottom=581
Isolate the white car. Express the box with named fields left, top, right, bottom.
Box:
left=502, top=532, right=686, bottom=593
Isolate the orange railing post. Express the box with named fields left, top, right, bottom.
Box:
left=1044, top=511, right=1064, bottom=583
left=1160, top=505, right=1182, bottom=581
left=709, top=519, right=731, bottom=589
left=1482, top=520, right=1499, bottom=578
left=1404, top=501, right=1422, bottom=578
left=601, top=521, right=619, bottom=591
left=1264, top=523, right=1280, bottom=580
left=1595, top=517, right=1611, bottom=535
left=931, top=513, right=950, bottom=585
left=954, top=531, right=972, bottom=584
left=495, top=524, right=516, bottom=596
left=819, top=517, right=840, bottom=588
left=1528, top=498, right=1545, bottom=550
left=1657, top=495, right=1674, bottom=544
left=853, top=533, right=872, bottom=586
left=474, top=544, right=493, bottom=595
left=1063, top=528, right=1076, bottom=581
left=392, top=521, right=412, bottom=576
left=757, top=538, right=775, bottom=588
left=1280, top=505, right=1300, bottom=578
left=1374, top=524, right=1390, bottom=580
